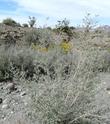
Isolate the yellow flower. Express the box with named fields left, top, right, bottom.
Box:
left=60, top=41, right=72, bottom=53
left=31, top=43, right=48, bottom=52
left=31, top=43, right=39, bottom=50
left=39, top=47, right=48, bottom=52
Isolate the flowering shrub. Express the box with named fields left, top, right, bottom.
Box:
left=31, top=40, right=73, bottom=54
left=60, top=40, right=72, bottom=53
left=39, top=47, right=48, bottom=52
left=31, top=43, right=48, bottom=52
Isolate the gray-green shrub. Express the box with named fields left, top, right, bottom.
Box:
left=2, top=18, right=19, bottom=27
left=24, top=28, right=55, bottom=47
left=27, top=50, right=108, bottom=124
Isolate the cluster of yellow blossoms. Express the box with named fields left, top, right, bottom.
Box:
left=31, top=39, right=72, bottom=53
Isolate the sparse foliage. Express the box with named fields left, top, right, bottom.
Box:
left=82, top=13, right=98, bottom=38
left=55, top=18, right=73, bottom=40
left=28, top=16, right=36, bottom=27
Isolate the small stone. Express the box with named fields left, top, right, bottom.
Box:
left=10, top=111, right=14, bottom=114
left=6, top=83, right=17, bottom=92
left=2, top=115, right=5, bottom=119
left=2, top=104, right=8, bottom=109
left=0, top=98, right=3, bottom=104
left=6, top=83, right=14, bottom=89
left=20, top=91, right=26, bottom=96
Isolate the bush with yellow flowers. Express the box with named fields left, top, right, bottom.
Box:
left=31, top=43, right=38, bottom=50
left=60, top=39, right=72, bottom=53
left=31, top=43, right=48, bottom=52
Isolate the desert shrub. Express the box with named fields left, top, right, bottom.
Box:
left=31, top=43, right=49, bottom=52
left=55, top=18, right=73, bottom=40
left=28, top=16, right=36, bottom=27
left=22, top=23, right=29, bottom=27
left=27, top=50, right=109, bottom=124
left=81, top=48, right=110, bottom=73
left=9, top=47, right=36, bottom=80
left=0, top=40, right=109, bottom=83
left=24, top=29, right=41, bottom=46
left=16, top=23, right=21, bottom=27
left=60, top=39, right=73, bottom=53
left=24, top=28, right=55, bottom=47
left=82, top=13, right=98, bottom=40
left=0, top=47, right=13, bottom=82
left=2, top=18, right=18, bottom=27
left=102, top=51, right=110, bottom=71
left=0, top=46, right=35, bottom=81
left=3, top=32, right=16, bottom=48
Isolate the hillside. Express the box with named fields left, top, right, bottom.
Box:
left=0, top=23, right=110, bottom=124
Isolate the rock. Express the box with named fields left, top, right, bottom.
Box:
left=1, top=115, right=5, bottom=119
left=6, top=83, right=17, bottom=92
left=10, top=111, right=14, bottom=114
left=0, top=98, right=3, bottom=104
left=2, top=104, right=8, bottom=109
left=20, top=91, right=26, bottom=96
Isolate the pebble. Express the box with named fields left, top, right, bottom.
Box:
left=2, top=115, right=5, bottom=119
left=20, top=91, right=26, bottom=96
left=6, top=83, right=15, bottom=91
left=10, top=111, right=14, bottom=114
left=2, top=104, right=8, bottom=109
left=5, top=83, right=17, bottom=93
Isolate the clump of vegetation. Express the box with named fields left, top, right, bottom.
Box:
left=22, top=23, right=29, bottom=27
left=0, top=49, right=12, bottom=82
left=24, top=28, right=55, bottom=47
left=82, top=13, right=98, bottom=39
left=28, top=50, right=109, bottom=124
left=28, top=16, right=36, bottom=27
left=55, top=18, right=74, bottom=40
left=60, top=38, right=72, bottom=53
left=2, top=18, right=20, bottom=27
